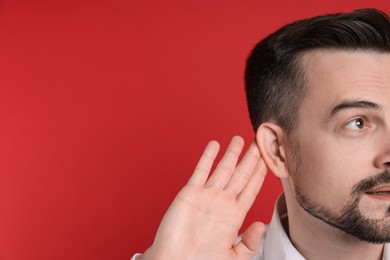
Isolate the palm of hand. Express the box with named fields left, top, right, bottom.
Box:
left=142, top=137, right=267, bottom=260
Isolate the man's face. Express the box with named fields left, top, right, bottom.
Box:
left=289, top=49, right=390, bottom=243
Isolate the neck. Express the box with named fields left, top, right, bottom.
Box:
left=284, top=193, right=384, bottom=260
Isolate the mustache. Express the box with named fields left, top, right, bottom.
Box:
left=352, top=169, right=390, bottom=196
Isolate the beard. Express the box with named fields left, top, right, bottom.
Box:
left=294, top=170, right=390, bottom=244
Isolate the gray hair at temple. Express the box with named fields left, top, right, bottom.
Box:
left=245, top=8, right=390, bottom=134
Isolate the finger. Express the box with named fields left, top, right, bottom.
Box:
left=204, top=136, right=244, bottom=189
left=237, top=157, right=267, bottom=211
left=224, top=141, right=260, bottom=196
left=233, top=221, right=265, bottom=259
left=187, top=140, right=220, bottom=187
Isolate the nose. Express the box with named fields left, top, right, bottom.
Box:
left=373, top=142, right=390, bottom=169
left=374, top=156, right=390, bottom=169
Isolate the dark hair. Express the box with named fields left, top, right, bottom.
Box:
left=245, top=8, right=390, bottom=134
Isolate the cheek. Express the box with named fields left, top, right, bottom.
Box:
left=292, top=135, right=365, bottom=209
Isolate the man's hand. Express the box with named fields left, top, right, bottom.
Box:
left=141, top=136, right=267, bottom=260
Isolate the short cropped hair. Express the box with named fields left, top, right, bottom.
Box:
left=245, top=8, right=390, bottom=134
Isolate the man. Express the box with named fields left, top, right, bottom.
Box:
left=133, top=8, right=390, bottom=259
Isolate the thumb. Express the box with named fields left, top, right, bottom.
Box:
left=233, top=221, right=265, bottom=259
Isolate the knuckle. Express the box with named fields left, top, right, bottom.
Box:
left=195, top=166, right=209, bottom=174
left=216, top=163, right=233, bottom=174
left=227, top=148, right=240, bottom=158
left=247, top=148, right=260, bottom=158
left=207, top=182, right=223, bottom=191
left=202, top=151, right=214, bottom=161
left=236, top=168, right=251, bottom=181
left=224, top=188, right=238, bottom=199
left=245, top=186, right=260, bottom=197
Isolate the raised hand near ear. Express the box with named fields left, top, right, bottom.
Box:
left=139, top=136, right=267, bottom=260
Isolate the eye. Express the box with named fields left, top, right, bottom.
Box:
left=345, top=117, right=365, bottom=131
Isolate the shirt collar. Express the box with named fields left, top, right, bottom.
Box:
left=263, top=193, right=390, bottom=260
left=263, top=194, right=305, bottom=259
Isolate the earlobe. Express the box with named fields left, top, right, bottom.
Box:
left=256, top=123, right=290, bottom=179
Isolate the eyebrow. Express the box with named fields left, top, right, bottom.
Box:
left=330, top=100, right=381, bottom=116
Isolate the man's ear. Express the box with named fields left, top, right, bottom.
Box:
left=256, top=123, right=290, bottom=179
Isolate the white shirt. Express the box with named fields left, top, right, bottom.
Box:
left=131, top=194, right=390, bottom=259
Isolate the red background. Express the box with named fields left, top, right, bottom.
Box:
left=0, top=0, right=388, bottom=259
